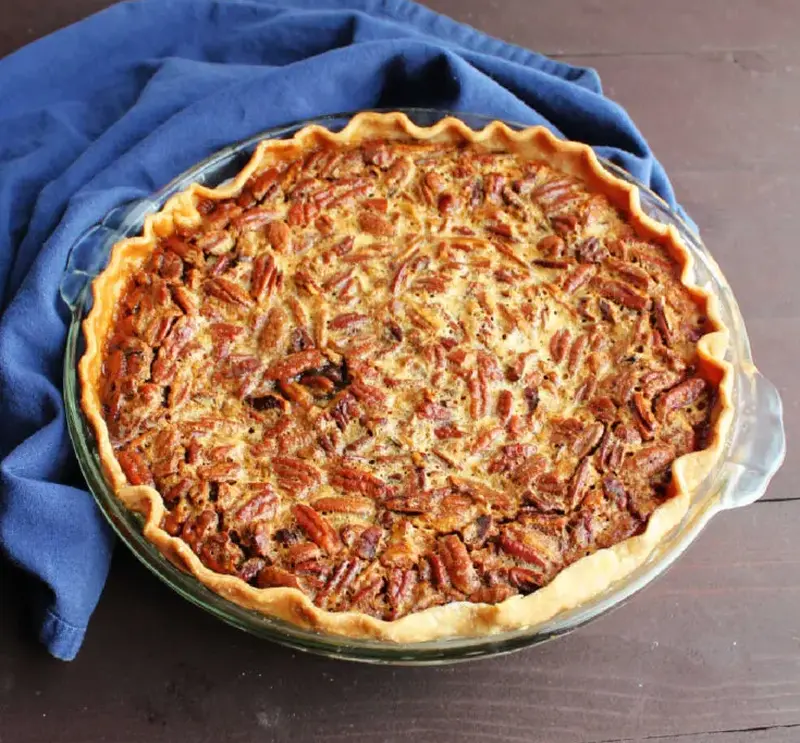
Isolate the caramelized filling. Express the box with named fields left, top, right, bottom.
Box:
left=99, top=138, right=714, bottom=619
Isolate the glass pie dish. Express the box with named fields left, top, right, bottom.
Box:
left=60, top=109, right=786, bottom=665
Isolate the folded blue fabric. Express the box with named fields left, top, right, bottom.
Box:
left=0, top=0, right=686, bottom=660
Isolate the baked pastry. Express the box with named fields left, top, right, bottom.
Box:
left=80, top=112, right=733, bottom=641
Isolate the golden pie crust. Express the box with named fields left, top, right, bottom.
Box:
left=79, top=112, right=733, bottom=642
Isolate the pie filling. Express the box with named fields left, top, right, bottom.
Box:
left=88, top=119, right=722, bottom=624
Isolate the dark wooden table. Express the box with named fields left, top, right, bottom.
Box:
left=1, top=2, right=797, bottom=742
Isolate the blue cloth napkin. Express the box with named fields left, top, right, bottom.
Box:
left=0, top=0, right=687, bottom=661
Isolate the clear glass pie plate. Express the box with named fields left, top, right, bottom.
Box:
left=60, top=109, right=786, bottom=664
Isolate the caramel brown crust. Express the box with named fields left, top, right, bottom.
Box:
left=79, top=112, right=733, bottom=641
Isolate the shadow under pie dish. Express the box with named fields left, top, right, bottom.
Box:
left=77, top=110, right=737, bottom=644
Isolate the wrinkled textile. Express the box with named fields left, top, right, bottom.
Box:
left=0, top=0, right=684, bottom=660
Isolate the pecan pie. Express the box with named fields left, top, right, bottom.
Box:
left=80, top=113, right=733, bottom=641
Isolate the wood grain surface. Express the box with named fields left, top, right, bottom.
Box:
left=0, top=2, right=796, bottom=743
left=3, top=502, right=798, bottom=743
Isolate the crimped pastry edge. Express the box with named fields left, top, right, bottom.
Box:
left=78, top=111, right=735, bottom=642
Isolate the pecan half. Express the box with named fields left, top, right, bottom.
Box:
left=498, top=526, right=548, bottom=569
left=237, top=557, right=267, bottom=584
left=256, top=566, right=302, bottom=590
left=641, top=370, right=683, bottom=399
left=655, top=377, right=706, bottom=422
left=439, top=535, right=480, bottom=594
left=567, top=333, right=587, bottom=375
left=575, top=237, right=608, bottom=264
left=329, top=391, right=359, bottom=431
left=468, top=368, right=490, bottom=420
left=118, top=449, right=153, bottom=486
left=632, top=392, right=657, bottom=439
left=561, top=264, right=597, bottom=295
left=259, top=306, right=289, bottom=353
left=363, top=197, right=388, bottom=212
left=312, top=495, right=374, bottom=515
left=358, top=211, right=394, bottom=237
left=386, top=567, right=418, bottom=618
left=602, top=476, right=628, bottom=510
left=470, top=585, right=516, bottom=604
left=524, top=386, right=540, bottom=416
left=329, top=312, right=370, bottom=331
left=234, top=486, right=279, bottom=526
left=315, top=558, right=364, bottom=609
left=508, top=566, right=543, bottom=593
left=537, top=234, right=566, bottom=258
left=550, top=329, right=570, bottom=364
left=272, top=456, right=322, bottom=494
left=567, top=457, right=592, bottom=509
left=250, top=253, right=277, bottom=302
left=416, top=396, right=451, bottom=422
left=266, top=220, right=291, bottom=252
left=354, top=526, right=383, bottom=560
left=551, top=214, right=578, bottom=235
left=438, top=193, right=458, bottom=214
left=488, top=443, right=537, bottom=475
left=292, top=504, right=341, bottom=555
left=496, top=389, right=513, bottom=425
left=205, top=277, right=254, bottom=307
left=607, top=257, right=650, bottom=290
left=434, top=424, right=464, bottom=440
left=164, top=236, right=203, bottom=266
left=263, top=349, right=325, bottom=380
left=571, top=421, right=605, bottom=458
left=652, top=298, right=674, bottom=346
left=328, top=465, right=389, bottom=499
left=511, top=454, right=548, bottom=487
left=591, top=277, right=650, bottom=312
left=384, top=492, right=435, bottom=514
left=626, top=444, right=676, bottom=477
left=250, top=167, right=280, bottom=200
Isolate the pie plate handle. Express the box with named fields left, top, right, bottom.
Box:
left=719, top=370, right=786, bottom=510
left=59, top=224, right=117, bottom=312
left=59, top=199, right=154, bottom=312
